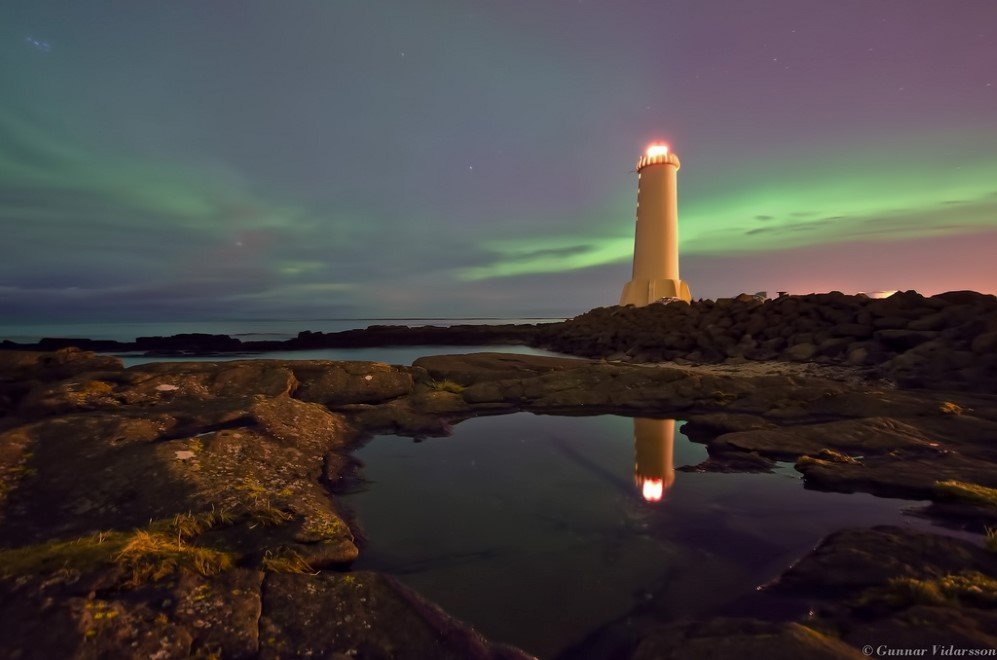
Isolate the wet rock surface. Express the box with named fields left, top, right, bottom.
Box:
left=2, top=348, right=996, bottom=658
left=769, top=527, right=997, bottom=652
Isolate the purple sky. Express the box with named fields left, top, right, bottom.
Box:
left=1, top=0, right=995, bottom=321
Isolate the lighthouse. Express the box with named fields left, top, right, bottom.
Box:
left=619, top=144, right=692, bottom=306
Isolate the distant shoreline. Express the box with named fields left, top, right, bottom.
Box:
left=4, top=289, right=996, bottom=393
left=0, top=322, right=556, bottom=357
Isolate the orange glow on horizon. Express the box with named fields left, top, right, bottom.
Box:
left=639, top=477, right=664, bottom=502
left=860, top=290, right=899, bottom=299
left=645, top=144, right=669, bottom=157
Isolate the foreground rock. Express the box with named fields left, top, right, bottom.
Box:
left=570, top=527, right=997, bottom=658
left=0, top=350, right=531, bottom=658
left=770, top=527, right=997, bottom=651
left=2, top=349, right=997, bottom=658
left=0, top=567, right=528, bottom=659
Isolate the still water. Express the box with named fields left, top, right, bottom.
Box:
left=344, top=413, right=946, bottom=659
left=112, top=345, right=565, bottom=368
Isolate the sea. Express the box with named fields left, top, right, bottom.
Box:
left=0, top=318, right=568, bottom=367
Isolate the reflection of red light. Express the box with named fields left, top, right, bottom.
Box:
left=639, top=477, right=664, bottom=502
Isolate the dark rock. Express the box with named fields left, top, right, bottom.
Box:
left=260, top=571, right=530, bottom=659
left=291, top=361, right=417, bottom=406
left=712, top=417, right=934, bottom=460
left=784, top=343, right=816, bottom=361
left=767, top=526, right=997, bottom=652
left=681, top=413, right=777, bottom=438
left=414, top=352, right=594, bottom=387
left=831, top=323, right=873, bottom=339
left=845, top=345, right=870, bottom=366
left=908, top=311, right=950, bottom=331
left=135, top=333, right=244, bottom=352
left=0, top=567, right=264, bottom=659
left=772, top=526, right=997, bottom=597
left=0, top=347, right=122, bottom=382
left=971, top=331, right=997, bottom=354
left=932, top=290, right=997, bottom=306
left=795, top=451, right=997, bottom=500
left=631, top=618, right=861, bottom=660
left=679, top=450, right=776, bottom=473
left=874, top=329, right=939, bottom=351
left=872, top=315, right=913, bottom=330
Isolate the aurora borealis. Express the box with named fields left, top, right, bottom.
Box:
left=2, top=1, right=995, bottom=322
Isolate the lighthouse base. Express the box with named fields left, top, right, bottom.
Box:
left=620, top=278, right=692, bottom=307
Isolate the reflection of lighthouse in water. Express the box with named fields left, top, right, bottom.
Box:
left=633, top=418, right=676, bottom=503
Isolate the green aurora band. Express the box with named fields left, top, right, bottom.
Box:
left=459, top=135, right=997, bottom=281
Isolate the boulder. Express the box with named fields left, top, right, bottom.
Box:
left=291, top=361, right=416, bottom=406
left=784, top=343, right=816, bottom=361
left=971, top=331, right=997, bottom=355
left=0, top=348, right=121, bottom=383
left=874, top=329, right=939, bottom=351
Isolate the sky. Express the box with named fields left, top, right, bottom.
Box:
left=1, top=0, right=995, bottom=322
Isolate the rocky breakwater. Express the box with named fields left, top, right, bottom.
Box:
left=536, top=290, right=997, bottom=392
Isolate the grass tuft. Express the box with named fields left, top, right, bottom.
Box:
left=986, top=527, right=997, bottom=554
left=939, top=401, right=971, bottom=415
left=0, top=508, right=238, bottom=582
left=796, top=449, right=860, bottom=470
left=858, top=571, right=997, bottom=609
left=0, top=531, right=128, bottom=579
left=115, top=531, right=234, bottom=585
left=234, top=477, right=296, bottom=528
left=261, top=549, right=314, bottom=574
left=880, top=576, right=948, bottom=607
left=79, top=380, right=115, bottom=396
left=934, top=480, right=997, bottom=508
left=250, top=505, right=295, bottom=527
left=429, top=379, right=464, bottom=394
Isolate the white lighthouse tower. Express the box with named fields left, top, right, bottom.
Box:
left=619, top=144, right=692, bottom=306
